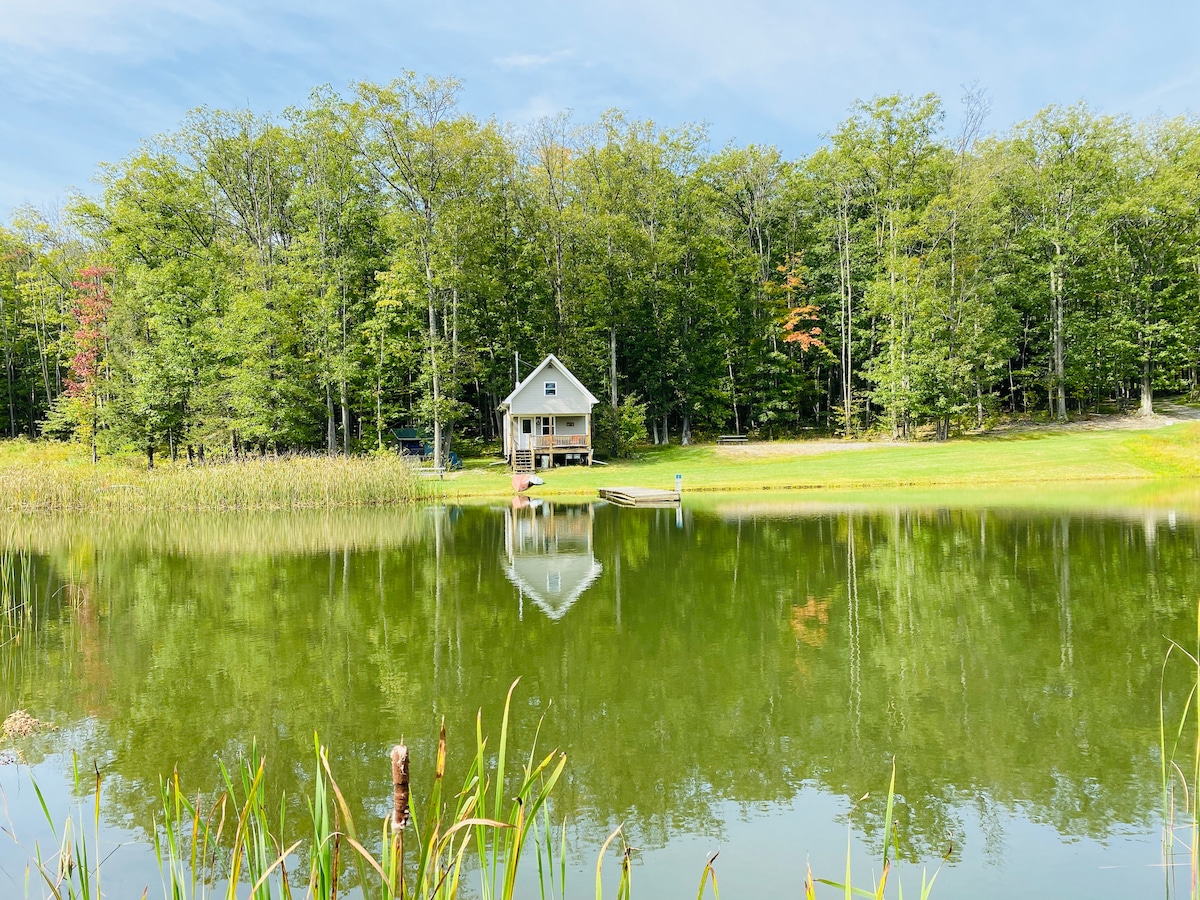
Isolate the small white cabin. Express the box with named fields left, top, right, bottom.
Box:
left=500, top=355, right=599, bottom=469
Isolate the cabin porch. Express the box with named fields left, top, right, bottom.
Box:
left=509, top=414, right=593, bottom=470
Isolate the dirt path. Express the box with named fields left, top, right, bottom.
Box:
left=992, top=401, right=1200, bottom=435
left=715, top=439, right=884, bottom=459
left=1159, top=400, right=1200, bottom=422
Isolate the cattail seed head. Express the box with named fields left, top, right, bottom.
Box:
left=391, top=743, right=410, bottom=830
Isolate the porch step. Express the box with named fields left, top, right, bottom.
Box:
left=513, top=449, right=534, bottom=473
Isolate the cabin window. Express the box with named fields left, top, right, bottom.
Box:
left=521, top=419, right=533, bottom=434
left=544, top=381, right=557, bottom=396
left=542, top=418, right=552, bottom=435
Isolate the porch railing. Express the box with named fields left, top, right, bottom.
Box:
left=531, top=434, right=590, bottom=449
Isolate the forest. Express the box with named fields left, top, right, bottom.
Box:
left=1, top=76, right=1198, bottom=465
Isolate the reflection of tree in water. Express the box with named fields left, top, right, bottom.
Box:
left=1, top=502, right=1198, bottom=865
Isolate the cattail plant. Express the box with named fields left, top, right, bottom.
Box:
left=16, top=682, right=646, bottom=900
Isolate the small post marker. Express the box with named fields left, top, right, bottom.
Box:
left=675, top=473, right=682, bottom=494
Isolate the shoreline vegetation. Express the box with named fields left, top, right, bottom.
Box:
left=0, top=442, right=430, bottom=511
left=0, top=418, right=1198, bottom=513
left=3, top=683, right=927, bottom=900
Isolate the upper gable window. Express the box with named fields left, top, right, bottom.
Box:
left=544, top=381, right=557, bottom=396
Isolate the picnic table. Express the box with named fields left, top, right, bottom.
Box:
left=717, top=434, right=749, bottom=444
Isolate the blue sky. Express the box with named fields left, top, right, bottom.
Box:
left=2, top=0, right=1197, bottom=219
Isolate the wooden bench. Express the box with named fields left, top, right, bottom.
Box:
left=418, top=467, right=446, bottom=479
left=717, top=435, right=749, bottom=444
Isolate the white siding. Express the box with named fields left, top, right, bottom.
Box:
left=509, top=360, right=594, bottom=414
left=554, top=416, right=586, bottom=435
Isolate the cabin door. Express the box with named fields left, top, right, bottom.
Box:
left=518, top=417, right=533, bottom=451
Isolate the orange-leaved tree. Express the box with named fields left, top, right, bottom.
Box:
left=765, top=252, right=825, bottom=352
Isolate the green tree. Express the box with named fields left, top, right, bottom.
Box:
left=1001, top=105, right=1125, bottom=419
left=357, top=74, right=497, bottom=467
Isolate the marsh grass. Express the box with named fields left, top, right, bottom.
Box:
left=11, top=688, right=940, bottom=900
left=21, top=753, right=105, bottom=900
left=816, top=760, right=944, bottom=900
left=1161, top=600, right=1200, bottom=899
left=85, top=679, right=626, bottom=900
left=1, top=531, right=38, bottom=650
left=0, top=448, right=428, bottom=512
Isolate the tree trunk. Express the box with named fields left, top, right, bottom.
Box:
left=426, top=249, right=443, bottom=470
left=376, top=328, right=385, bottom=450
left=728, top=357, right=740, bottom=435
left=610, top=325, right=619, bottom=456
left=326, top=384, right=337, bottom=454
left=1050, top=251, right=1067, bottom=421
left=839, top=188, right=854, bottom=435
left=1139, top=356, right=1154, bottom=416
left=3, top=344, right=13, bottom=437
left=340, top=280, right=350, bottom=455
left=340, top=380, right=350, bottom=456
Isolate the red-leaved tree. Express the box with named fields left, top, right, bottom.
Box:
left=66, top=266, right=114, bottom=461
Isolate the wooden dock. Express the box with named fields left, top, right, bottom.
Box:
left=598, top=486, right=682, bottom=507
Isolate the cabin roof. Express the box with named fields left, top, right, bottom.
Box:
left=500, top=354, right=600, bottom=410
left=392, top=427, right=428, bottom=440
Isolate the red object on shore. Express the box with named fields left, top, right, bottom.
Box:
left=512, top=474, right=532, bottom=492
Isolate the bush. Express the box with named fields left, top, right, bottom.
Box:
left=593, top=394, right=648, bottom=459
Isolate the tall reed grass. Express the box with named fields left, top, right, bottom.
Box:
left=20, top=753, right=104, bottom=900
left=1161, top=599, right=1200, bottom=899
left=14, top=680, right=631, bottom=900
left=0, top=453, right=428, bottom=512
left=814, top=759, right=943, bottom=900
left=1, top=530, right=38, bottom=649
left=9, top=686, right=940, bottom=899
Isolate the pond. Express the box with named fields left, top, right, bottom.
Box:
left=1, top=492, right=1198, bottom=898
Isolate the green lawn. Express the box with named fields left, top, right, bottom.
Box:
left=439, top=422, right=1200, bottom=500
left=1, top=423, right=1198, bottom=512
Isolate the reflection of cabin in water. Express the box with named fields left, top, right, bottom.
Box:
left=499, top=355, right=599, bottom=472
left=504, top=501, right=602, bottom=620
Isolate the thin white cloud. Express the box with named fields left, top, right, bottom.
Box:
left=494, top=50, right=572, bottom=69
left=1121, top=65, right=1200, bottom=118
left=0, top=0, right=326, bottom=59
left=0, top=0, right=237, bottom=53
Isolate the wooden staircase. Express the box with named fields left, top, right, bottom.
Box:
left=513, top=449, right=534, bottom=473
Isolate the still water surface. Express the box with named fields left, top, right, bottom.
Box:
left=2, top=494, right=1199, bottom=898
